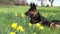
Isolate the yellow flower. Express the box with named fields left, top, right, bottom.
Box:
left=4, top=12, right=7, bottom=13
left=51, top=12, right=56, bottom=15
left=17, top=25, right=24, bottom=32
left=11, top=23, right=17, bottom=29
left=45, top=13, right=48, bottom=18
left=39, top=26, right=44, bottom=30
left=35, top=23, right=41, bottom=28
left=42, top=13, right=45, bottom=16
left=21, top=13, right=25, bottom=17
left=42, top=13, right=48, bottom=18
left=33, top=32, right=36, bottom=34
left=15, top=13, right=18, bottom=16
left=0, top=10, right=3, bottom=11
left=28, top=23, right=32, bottom=26
left=10, top=32, right=15, bottom=34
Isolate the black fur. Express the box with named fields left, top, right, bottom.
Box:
left=25, top=3, right=60, bottom=27
left=25, top=3, right=50, bottom=26
left=30, top=3, right=36, bottom=10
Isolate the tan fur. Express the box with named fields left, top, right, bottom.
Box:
left=50, top=22, right=60, bottom=28
left=29, top=10, right=38, bottom=17
left=34, top=10, right=38, bottom=15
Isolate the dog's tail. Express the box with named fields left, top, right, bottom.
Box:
left=50, top=20, right=60, bottom=28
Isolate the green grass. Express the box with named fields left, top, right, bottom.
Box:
left=0, top=6, right=60, bottom=34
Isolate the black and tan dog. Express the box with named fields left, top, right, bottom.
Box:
left=25, top=3, right=60, bottom=28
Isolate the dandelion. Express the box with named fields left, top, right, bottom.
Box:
left=33, top=32, right=36, bottom=34
left=35, top=23, right=41, bottom=28
left=15, top=13, right=18, bottom=16
left=10, top=32, right=15, bottom=34
left=21, top=13, right=25, bottom=17
left=28, top=23, right=32, bottom=26
left=17, top=25, right=24, bottom=32
left=11, top=23, right=17, bottom=29
left=39, top=26, right=44, bottom=30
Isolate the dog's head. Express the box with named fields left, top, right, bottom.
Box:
left=25, top=3, right=39, bottom=18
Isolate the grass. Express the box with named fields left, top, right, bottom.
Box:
left=0, top=6, right=60, bottom=34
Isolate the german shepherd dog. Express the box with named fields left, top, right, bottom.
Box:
left=25, top=3, right=60, bottom=28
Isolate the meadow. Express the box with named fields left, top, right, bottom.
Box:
left=0, top=6, right=60, bottom=34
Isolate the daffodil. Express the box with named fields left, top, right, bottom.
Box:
left=21, top=13, right=25, bottom=17
left=15, top=13, right=18, bottom=16
left=51, top=12, right=56, bottom=15
left=42, top=13, right=45, bottom=16
left=10, top=32, right=15, bottom=34
left=39, top=26, right=44, bottom=30
left=33, top=32, right=36, bottom=34
left=28, top=23, right=32, bottom=26
left=42, top=13, right=48, bottom=18
left=0, top=10, right=3, bottom=11
left=35, top=23, right=41, bottom=28
left=4, top=12, right=7, bottom=13
left=17, top=25, right=24, bottom=32
left=45, top=13, right=48, bottom=18
left=11, top=23, right=17, bottom=29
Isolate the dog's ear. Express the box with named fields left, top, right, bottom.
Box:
left=33, top=3, right=36, bottom=9
left=30, top=3, right=33, bottom=8
left=30, top=3, right=36, bottom=9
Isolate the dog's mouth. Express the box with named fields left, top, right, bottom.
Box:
left=26, top=16, right=30, bottom=18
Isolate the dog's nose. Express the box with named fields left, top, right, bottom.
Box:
left=26, top=16, right=29, bottom=18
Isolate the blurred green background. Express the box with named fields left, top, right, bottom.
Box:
left=0, top=6, right=60, bottom=34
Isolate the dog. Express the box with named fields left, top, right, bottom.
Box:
left=25, top=3, right=50, bottom=26
left=25, top=3, right=60, bottom=28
